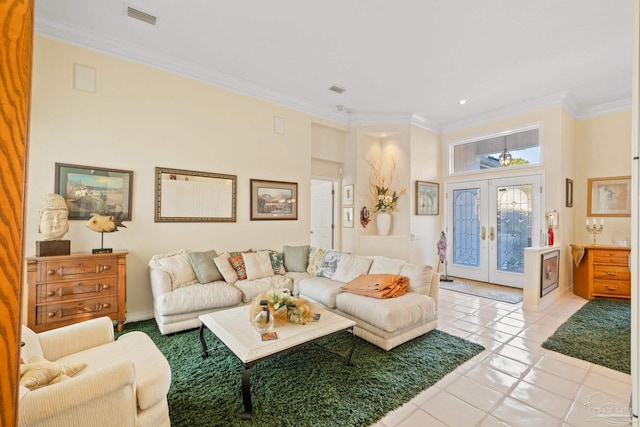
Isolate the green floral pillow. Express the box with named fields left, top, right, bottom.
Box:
left=267, top=250, right=286, bottom=275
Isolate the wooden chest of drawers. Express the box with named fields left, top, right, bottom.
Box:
left=26, top=252, right=127, bottom=332
left=571, top=245, right=630, bottom=300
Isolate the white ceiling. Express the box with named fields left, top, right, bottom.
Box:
left=34, top=0, right=634, bottom=132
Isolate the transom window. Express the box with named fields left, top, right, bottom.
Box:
left=450, top=127, right=540, bottom=174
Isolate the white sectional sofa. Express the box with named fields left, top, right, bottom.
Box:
left=148, top=246, right=439, bottom=350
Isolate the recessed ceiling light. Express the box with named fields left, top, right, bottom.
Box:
left=458, top=99, right=467, bottom=105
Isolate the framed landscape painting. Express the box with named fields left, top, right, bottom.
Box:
left=250, top=179, right=298, bottom=220
left=55, top=163, right=133, bottom=220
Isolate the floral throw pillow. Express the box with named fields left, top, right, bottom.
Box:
left=317, top=250, right=342, bottom=279
left=307, top=247, right=325, bottom=276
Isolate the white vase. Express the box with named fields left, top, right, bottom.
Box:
left=376, top=211, right=391, bottom=236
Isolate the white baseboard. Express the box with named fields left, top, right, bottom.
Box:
left=125, top=311, right=154, bottom=323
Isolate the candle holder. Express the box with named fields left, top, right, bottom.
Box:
left=586, top=223, right=604, bottom=245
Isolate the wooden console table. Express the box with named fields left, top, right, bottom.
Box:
left=26, top=251, right=127, bottom=332
left=570, top=245, right=630, bottom=300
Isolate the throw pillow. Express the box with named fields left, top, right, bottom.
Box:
left=368, top=256, right=405, bottom=275
left=306, top=247, right=325, bottom=276
left=149, top=249, right=198, bottom=290
left=267, top=250, right=286, bottom=275
left=229, top=254, right=247, bottom=280
left=214, top=252, right=239, bottom=284
left=400, top=263, right=433, bottom=295
left=188, top=249, right=223, bottom=283
left=283, top=245, right=310, bottom=272
left=20, top=356, right=86, bottom=391
left=331, top=253, right=373, bottom=283
left=20, top=325, right=43, bottom=365
left=317, top=250, right=342, bottom=279
left=243, top=251, right=275, bottom=280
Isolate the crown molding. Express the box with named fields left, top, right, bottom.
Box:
left=575, top=97, right=632, bottom=119
left=441, top=92, right=575, bottom=134
left=35, top=16, right=349, bottom=125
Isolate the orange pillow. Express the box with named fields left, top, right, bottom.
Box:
left=229, top=249, right=253, bottom=281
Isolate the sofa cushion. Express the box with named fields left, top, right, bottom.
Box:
left=283, top=245, right=310, bottom=272
left=155, top=281, right=243, bottom=316
left=234, top=275, right=293, bottom=303
left=317, top=250, right=342, bottom=279
left=400, top=263, right=433, bottom=295
left=368, top=256, right=405, bottom=275
left=149, top=249, right=198, bottom=290
left=188, top=249, right=222, bottom=283
left=335, top=292, right=436, bottom=333
left=331, top=254, right=373, bottom=283
left=58, top=331, right=171, bottom=411
left=298, top=277, right=344, bottom=308
left=214, top=252, right=239, bottom=284
left=307, top=247, right=325, bottom=276
left=243, top=251, right=275, bottom=280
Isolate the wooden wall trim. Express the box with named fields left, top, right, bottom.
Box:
left=0, top=1, right=33, bottom=425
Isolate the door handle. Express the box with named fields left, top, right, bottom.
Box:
left=489, top=226, right=495, bottom=241
left=481, top=226, right=486, bottom=241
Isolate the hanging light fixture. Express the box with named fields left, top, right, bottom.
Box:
left=499, top=135, right=512, bottom=167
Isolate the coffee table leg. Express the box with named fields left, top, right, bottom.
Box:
left=199, top=324, right=209, bottom=359
left=240, top=364, right=253, bottom=420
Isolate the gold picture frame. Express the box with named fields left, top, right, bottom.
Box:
left=415, top=181, right=439, bottom=215
left=250, top=179, right=298, bottom=220
left=587, top=176, right=631, bottom=217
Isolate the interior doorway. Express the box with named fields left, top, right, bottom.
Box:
left=310, top=179, right=336, bottom=249
left=445, top=174, right=542, bottom=288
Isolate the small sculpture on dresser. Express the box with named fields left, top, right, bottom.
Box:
left=36, top=193, right=71, bottom=256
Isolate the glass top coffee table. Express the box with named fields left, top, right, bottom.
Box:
left=198, top=305, right=357, bottom=419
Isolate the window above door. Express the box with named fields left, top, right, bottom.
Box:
left=449, top=126, right=540, bottom=174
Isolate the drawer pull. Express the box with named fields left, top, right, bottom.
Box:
left=606, top=285, right=620, bottom=290
left=47, top=303, right=110, bottom=318
left=97, top=264, right=111, bottom=273
left=46, top=283, right=110, bottom=297
left=605, top=271, right=619, bottom=276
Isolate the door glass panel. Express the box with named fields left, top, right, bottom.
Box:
left=452, top=188, right=481, bottom=267
left=496, top=184, right=532, bottom=273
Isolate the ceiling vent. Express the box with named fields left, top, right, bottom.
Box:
left=329, top=85, right=346, bottom=94
left=126, top=5, right=157, bottom=25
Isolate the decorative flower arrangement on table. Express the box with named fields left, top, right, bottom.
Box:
left=366, top=157, right=406, bottom=213
left=252, top=289, right=315, bottom=326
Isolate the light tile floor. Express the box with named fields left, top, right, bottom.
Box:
left=374, top=289, right=633, bottom=427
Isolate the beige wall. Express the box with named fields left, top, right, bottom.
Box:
left=575, top=110, right=632, bottom=245
left=26, top=36, right=329, bottom=321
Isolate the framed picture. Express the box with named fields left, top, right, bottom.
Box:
left=565, top=178, right=573, bottom=208
left=587, top=176, right=631, bottom=217
left=343, top=207, right=354, bottom=228
left=55, top=163, right=133, bottom=220
left=540, top=250, right=560, bottom=297
left=155, top=167, right=237, bottom=222
left=342, top=184, right=354, bottom=206
left=250, top=179, right=298, bottom=220
left=415, top=181, right=439, bottom=215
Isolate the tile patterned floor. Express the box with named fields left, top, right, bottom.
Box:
left=373, top=287, right=633, bottom=427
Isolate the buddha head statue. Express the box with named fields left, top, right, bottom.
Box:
left=38, top=194, right=69, bottom=241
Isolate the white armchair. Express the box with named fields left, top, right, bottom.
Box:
left=19, top=317, right=171, bottom=427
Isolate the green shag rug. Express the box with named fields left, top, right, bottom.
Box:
left=117, top=320, right=484, bottom=427
left=541, top=299, right=630, bottom=374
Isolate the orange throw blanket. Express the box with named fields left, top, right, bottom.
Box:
left=342, top=274, right=408, bottom=299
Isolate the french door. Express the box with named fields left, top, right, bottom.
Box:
left=445, top=175, right=542, bottom=288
